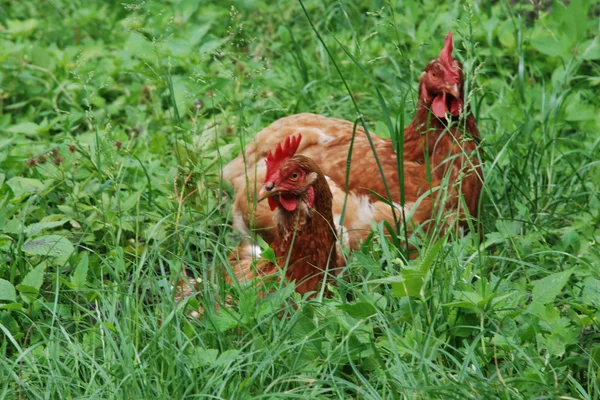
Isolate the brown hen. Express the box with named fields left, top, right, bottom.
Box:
left=224, top=32, right=483, bottom=249
left=228, top=134, right=339, bottom=296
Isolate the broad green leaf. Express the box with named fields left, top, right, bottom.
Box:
left=149, top=134, right=169, bottom=155
left=288, top=311, right=320, bottom=357
left=418, top=238, right=444, bottom=274
left=564, top=92, right=596, bottom=122
left=212, top=310, right=240, bottom=332
left=23, top=235, right=74, bottom=264
left=124, top=32, right=155, bottom=62
left=6, top=177, right=46, bottom=199
left=337, top=302, right=377, bottom=319
left=17, top=264, right=44, bottom=305
left=582, top=279, right=600, bottom=306
left=256, top=283, right=294, bottom=319
left=30, top=45, right=55, bottom=70
left=446, top=290, right=484, bottom=311
left=190, top=347, right=219, bottom=369
left=238, top=286, right=259, bottom=318
left=1, top=218, right=21, bottom=234
left=103, top=322, right=116, bottom=332
left=0, top=279, right=17, bottom=302
left=165, top=38, right=191, bottom=58
left=193, top=127, right=217, bottom=153
left=6, top=19, right=39, bottom=38
left=16, top=284, right=40, bottom=304
left=173, top=139, right=197, bottom=167
left=257, top=235, right=277, bottom=264
left=561, top=230, right=581, bottom=251
left=198, top=37, right=228, bottom=54
left=277, top=25, right=291, bottom=45
left=530, top=30, right=572, bottom=57
left=177, top=0, right=200, bottom=21
left=391, top=270, right=426, bottom=298
left=591, top=346, right=600, bottom=366
left=580, top=38, right=600, bottom=60
left=0, top=313, right=21, bottom=338
left=553, top=0, right=588, bottom=43
left=566, top=106, right=596, bottom=122
left=21, top=264, right=44, bottom=291
left=215, top=349, right=241, bottom=366
left=392, top=239, right=443, bottom=297
left=497, top=20, right=516, bottom=50
left=0, top=114, right=11, bottom=129
left=354, top=252, right=381, bottom=275
left=0, top=173, right=4, bottom=188
left=0, top=303, right=23, bottom=311
left=496, top=220, right=520, bottom=238
left=6, top=122, right=41, bottom=135
left=71, top=253, right=89, bottom=290
left=25, top=220, right=68, bottom=236
left=186, top=24, right=212, bottom=46
left=260, top=249, right=277, bottom=264
left=532, top=270, right=572, bottom=305
left=544, top=333, right=566, bottom=357
left=119, top=191, right=141, bottom=213
left=490, top=292, right=517, bottom=309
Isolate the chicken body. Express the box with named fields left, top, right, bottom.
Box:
left=224, top=32, right=483, bottom=250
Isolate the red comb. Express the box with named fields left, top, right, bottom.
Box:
left=265, top=133, right=302, bottom=179
left=440, top=31, right=460, bottom=83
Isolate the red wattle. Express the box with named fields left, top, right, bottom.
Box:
left=432, top=93, right=448, bottom=118
left=268, top=197, right=278, bottom=211
left=279, top=194, right=297, bottom=211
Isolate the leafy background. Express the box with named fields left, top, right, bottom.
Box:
left=0, top=0, right=599, bottom=398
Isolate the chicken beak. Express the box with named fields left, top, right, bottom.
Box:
left=258, top=183, right=277, bottom=202
left=445, top=83, right=460, bottom=99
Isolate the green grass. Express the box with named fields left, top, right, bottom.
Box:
left=1, top=0, right=599, bottom=398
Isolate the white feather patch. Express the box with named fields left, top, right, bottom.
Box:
left=306, top=171, right=318, bottom=185
left=352, top=195, right=377, bottom=228
left=251, top=245, right=262, bottom=257
left=333, top=214, right=350, bottom=248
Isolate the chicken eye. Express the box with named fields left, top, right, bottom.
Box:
left=290, top=172, right=299, bottom=181
left=431, top=71, right=438, bottom=80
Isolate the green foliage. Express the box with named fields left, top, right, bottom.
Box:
left=0, top=0, right=599, bottom=398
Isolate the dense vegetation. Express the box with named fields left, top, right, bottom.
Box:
left=1, top=0, right=599, bottom=398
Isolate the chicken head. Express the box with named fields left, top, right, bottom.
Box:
left=259, top=133, right=318, bottom=213
left=420, top=32, right=464, bottom=118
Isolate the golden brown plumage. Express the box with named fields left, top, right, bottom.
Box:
left=224, top=32, right=483, bottom=252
